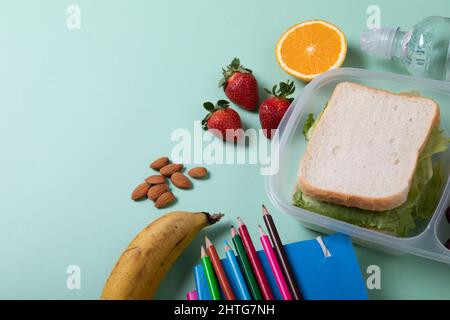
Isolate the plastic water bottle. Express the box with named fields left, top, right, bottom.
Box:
left=361, top=16, right=450, bottom=81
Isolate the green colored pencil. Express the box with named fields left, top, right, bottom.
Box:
left=201, top=245, right=221, bottom=300
left=231, top=226, right=262, bottom=300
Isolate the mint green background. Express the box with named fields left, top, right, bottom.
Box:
left=0, top=0, right=449, bottom=300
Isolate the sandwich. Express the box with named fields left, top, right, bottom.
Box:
left=293, top=82, right=449, bottom=237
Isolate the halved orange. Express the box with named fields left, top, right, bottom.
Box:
left=276, top=20, right=347, bottom=82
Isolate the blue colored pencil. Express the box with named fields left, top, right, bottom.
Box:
left=194, top=264, right=211, bottom=300
left=224, top=240, right=252, bottom=300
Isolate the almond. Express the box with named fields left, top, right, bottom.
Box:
left=145, top=175, right=166, bottom=185
left=188, top=167, right=208, bottom=179
left=160, top=163, right=183, bottom=176
left=150, top=157, right=169, bottom=170
left=155, top=191, right=175, bottom=208
left=147, top=183, right=169, bottom=201
left=131, top=183, right=150, bottom=200
left=171, top=172, right=192, bottom=189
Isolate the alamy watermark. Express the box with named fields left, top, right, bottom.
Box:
left=366, top=265, right=381, bottom=290
left=170, top=121, right=280, bottom=176
left=66, top=5, right=81, bottom=30
left=366, top=5, right=381, bottom=29
left=66, top=265, right=81, bottom=290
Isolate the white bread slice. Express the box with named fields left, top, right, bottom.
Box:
left=297, top=82, right=440, bottom=211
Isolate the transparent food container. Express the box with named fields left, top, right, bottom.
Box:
left=265, top=68, right=450, bottom=264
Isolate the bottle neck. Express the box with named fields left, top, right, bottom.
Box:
left=391, top=30, right=407, bottom=59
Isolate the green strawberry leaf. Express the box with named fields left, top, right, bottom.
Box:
left=230, top=58, right=240, bottom=68
left=203, top=102, right=215, bottom=111
left=217, top=100, right=230, bottom=108
left=267, top=80, right=296, bottom=101
left=218, top=78, right=226, bottom=88
left=201, top=113, right=211, bottom=130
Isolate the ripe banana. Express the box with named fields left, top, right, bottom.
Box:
left=101, top=211, right=224, bottom=300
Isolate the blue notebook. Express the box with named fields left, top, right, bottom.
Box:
left=194, top=233, right=368, bottom=300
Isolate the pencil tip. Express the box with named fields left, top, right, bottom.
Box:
left=204, top=236, right=212, bottom=248
left=237, top=217, right=244, bottom=226
left=258, top=225, right=265, bottom=236
left=224, top=240, right=231, bottom=251
left=262, top=204, right=270, bottom=216
left=230, top=226, right=237, bottom=237
left=201, top=245, right=206, bottom=257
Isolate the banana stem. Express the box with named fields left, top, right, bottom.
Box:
left=204, top=212, right=224, bottom=225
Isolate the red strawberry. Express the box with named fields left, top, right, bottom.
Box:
left=219, top=58, right=259, bottom=111
left=202, top=100, right=243, bottom=142
left=259, top=80, right=296, bottom=139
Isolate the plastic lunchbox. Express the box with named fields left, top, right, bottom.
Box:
left=265, top=67, right=450, bottom=264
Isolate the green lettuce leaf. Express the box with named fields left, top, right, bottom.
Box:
left=303, top=108, right=325, bottom=141
left=302, top=113, right=315, bottom=140
left=420, top=128, right=449, bottom=160
left=294, top=121, right=449, bottom=237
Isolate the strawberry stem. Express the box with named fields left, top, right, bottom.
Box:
left=264, top=80, right=296, bottom=101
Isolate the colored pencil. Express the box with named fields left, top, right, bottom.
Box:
left=194, top=264, right=211, bottom=300
left=262, top=205, right=302, bottom=300
left=231, top=226, right=262, bottom=300
left=186, top=290, right=198, bottom=300
left=200, top=245, right=221, bottom=300
left=224, top=240, right=252, bottom=300
left=205, top=236, right=235, bottom=300
left=258, top=226, right=292, bottom=300
left=237, top=217, right=274, bottom=300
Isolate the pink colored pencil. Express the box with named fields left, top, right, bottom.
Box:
left=258, top=225, right=293, bottom=300
left=237, top=217, right=274, bottom=300
left=186, top=290, right=198, bottom=300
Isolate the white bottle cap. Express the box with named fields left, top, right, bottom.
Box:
left=360, top=27, right=399, bottom=59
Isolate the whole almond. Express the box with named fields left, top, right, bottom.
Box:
left=150, top=157, right=169, bottom=170
left=155, top=191, right=175, bottom=208
left=131, top=183, right=150, bottom=200
left=171, top=172, right=192, bottom=189
left=160, top=163, right=183, bottom=176
left=145, top=175, right=166, bottom=185
left=147, top=183, right=169, bottom=201
left=188, top=167, right=208, bottom=179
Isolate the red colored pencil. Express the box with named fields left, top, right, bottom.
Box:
left=237, top=217, right=274, bottom=300
left=262, top=205, right=303, bottom=300
left=259, top=225, right=292, bottom=300
left=205, top=236, right=236, bottom=300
